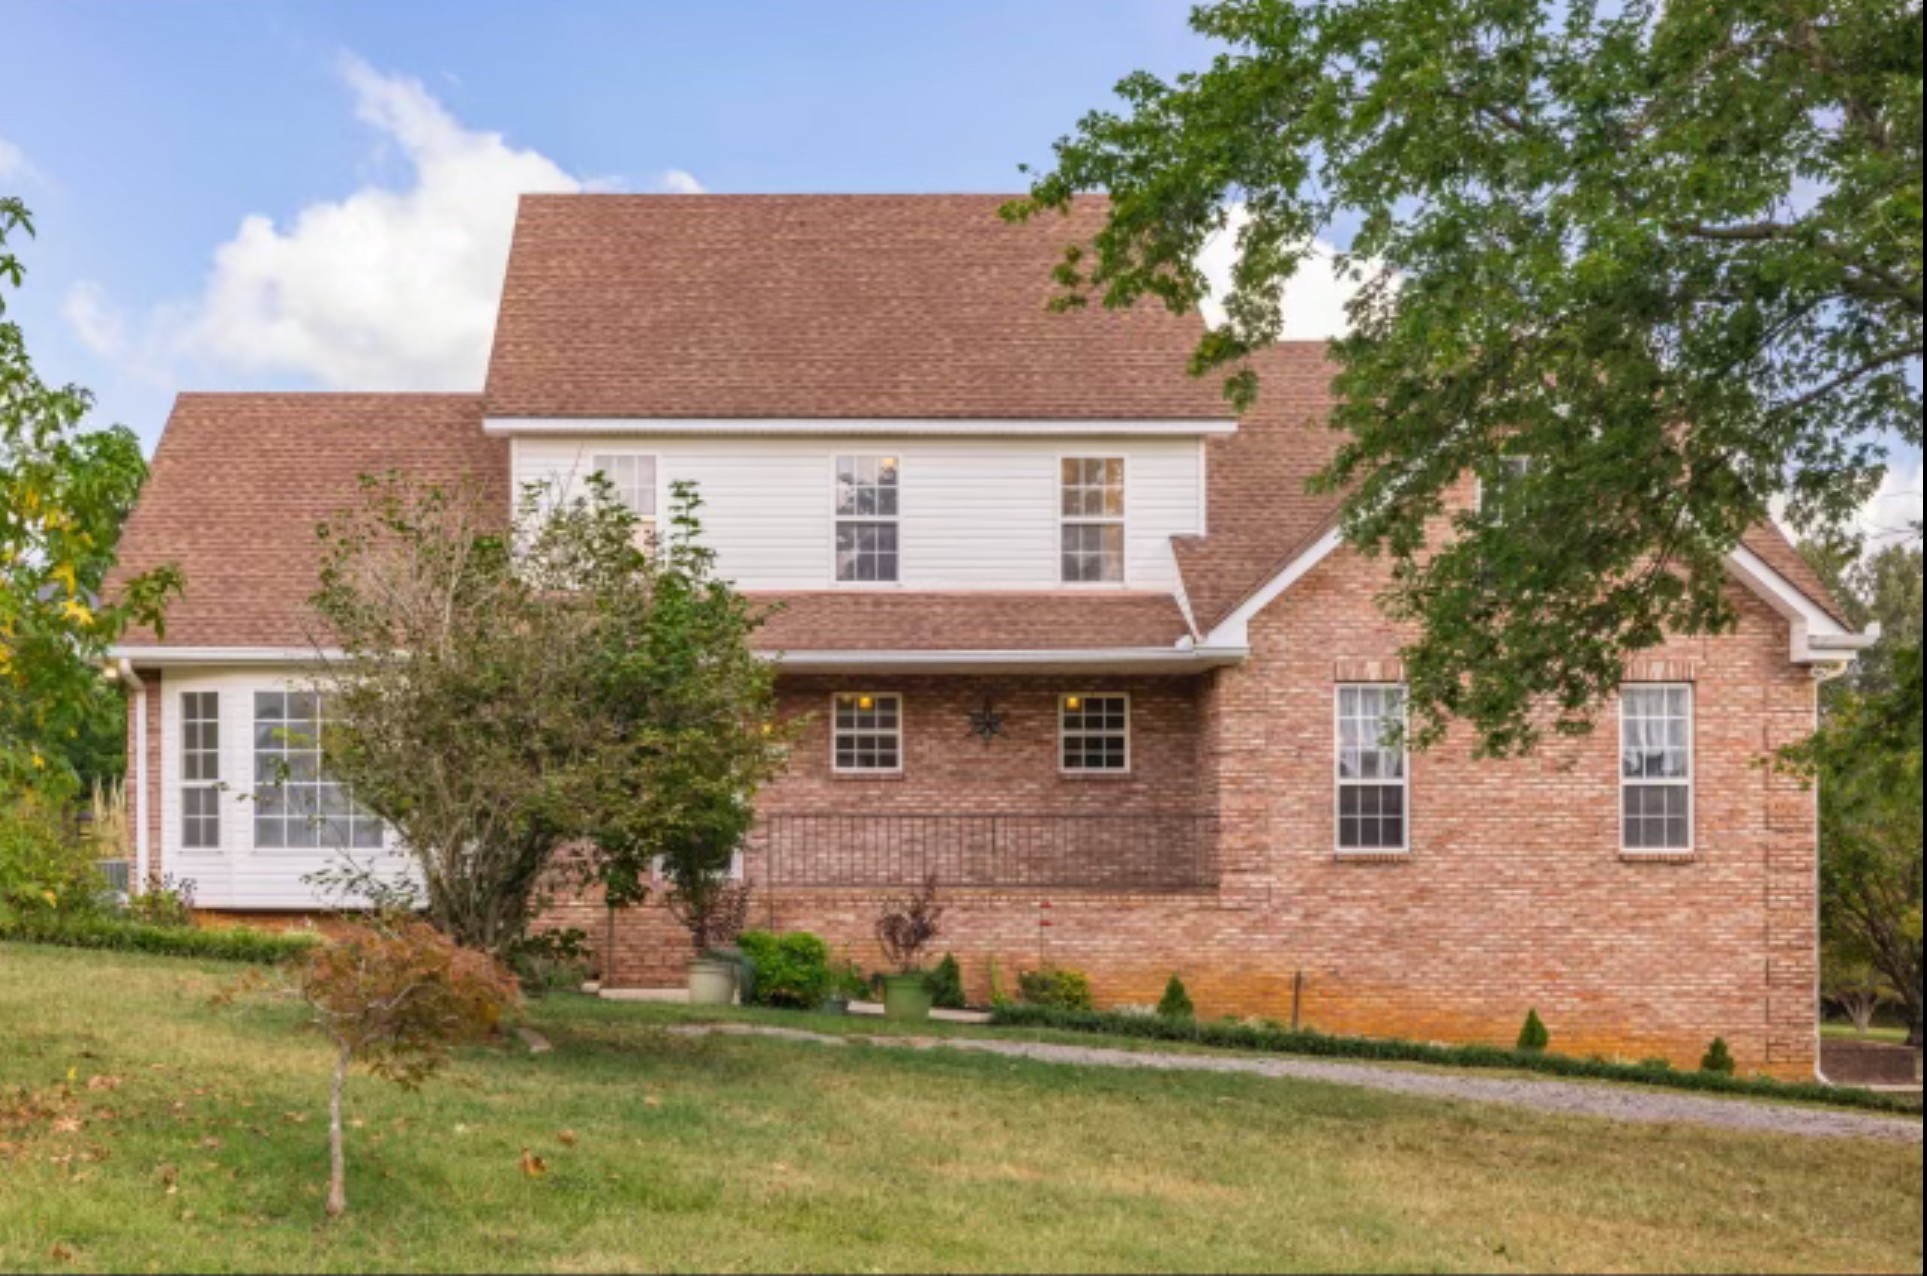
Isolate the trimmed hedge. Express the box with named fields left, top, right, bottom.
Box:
left=989, top=1004, right=1925, bottom=1116
left=0, top=914, right=320, bottom=965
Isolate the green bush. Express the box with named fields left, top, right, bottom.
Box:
left=0, top=912, right=319, bottom=964
left=928, top=954, right=967, bottom=1010
left=1516, top=1008, right=1550, bottom=1053
left=0, top=793, right=111, bottom=925
left=736, top=930, right=834, bottom=1009
left=1157, top=975, right=1195, bottom=1019
left=122, top=874, right=197, bottom=928
left=1016, top=966, right=1094, bottom=1011
left=1700, top=1037, right=1736, bottom=1076
left=505, top=927, right=594, bottom=996
left=986, top=1004, right=1920, bottom=1115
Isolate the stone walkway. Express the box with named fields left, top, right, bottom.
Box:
left=666, top=1023, right=1924, bottom=1144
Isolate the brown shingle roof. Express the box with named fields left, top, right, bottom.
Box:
left=749, top=592, right=1189, bottom=653
left=483, top=194, right=1229, bottom=421
left=110, top=394, right=506, bottom=648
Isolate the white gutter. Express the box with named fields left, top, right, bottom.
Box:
left=109, top=646, right=341, bottom=667
left=483, top=416, right=1240, bottom=438
left=768, top=646, right=1249, bottom=675
left=116, top=659, right=149, bottom=895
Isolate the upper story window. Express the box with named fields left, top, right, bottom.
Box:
left=835, top=455, right=900, bottom=583
left=1061, top=458, right=1125, bottom=583
left=1621, top=685, right=1693, bottom=852
left=253, top=691, right=383, bottom=851
left=832, top=692, right=902, bottom=773
left=590, top=453, right=658, bottom=548
left=181, top=691, right=220, bottom=849
left=1337, top=684, right=1408, bottom=852
left=1060, top=693, right=1130, bottom=772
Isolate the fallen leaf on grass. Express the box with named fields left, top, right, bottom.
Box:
left=199, top=1136, right=224, bottom=1151
left=50, top=1243, right=75, bottom=1263
left=520, top=1149, right=548, bottom=1177
left=85, top=1075, right=123, bottom=1092
left=282, top=1112, right=308, bottom=1125
left=50, top=1117, right=83, bottom=1135
left=557, top=1129, right=578, bottom=1146
left=643, top=1095, right=662, bottom=1109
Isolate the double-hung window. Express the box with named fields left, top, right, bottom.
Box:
left=590, top=453, right=658, bottom=549
left=832, top=693, right=902, bottom=773
left=1621, top=685, right=1693, bottom=851
left=1060, top=694, right=1130, bottom=772
left=181, top=691, right=220, bottom=849
left=835, top=455, right=900, bottom=583
left=253, top=690, right=382, bottom=850
left=1061, top=458, right=1125, bottom=583
left=1336, top=685, right=1408, bottom=851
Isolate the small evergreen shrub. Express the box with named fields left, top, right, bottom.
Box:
left=1016, top=966, right=1094, bottom=1011
left=1516, top=1009, right=1550, bottom=1053
left=1700, top=1037, right=1736, bottom=1075
left=736, top=930, right=834, bottom=1009
left=928, top=953, right=967, bottom=1010
left=1157, top=975, right=1195, bottom=1019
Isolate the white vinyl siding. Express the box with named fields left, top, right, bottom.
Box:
left=1621, top=685, right=1693, bottom=851
left=157, top=669, right=417, bottom=909
left=512, top=436, right=1201, bottom=591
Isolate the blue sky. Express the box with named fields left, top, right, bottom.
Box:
left=3, top=2, right=1919, bottom=543
left=1, top=1, right=1211, bottom=451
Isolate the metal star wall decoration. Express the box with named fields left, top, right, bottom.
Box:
left=966, top=696, right=1006, bottom=744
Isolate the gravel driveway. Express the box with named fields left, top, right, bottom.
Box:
left=667, top=1022, right=1923, bottom=1144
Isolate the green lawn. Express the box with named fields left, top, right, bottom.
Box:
left=2, top=943, right=1921, bottom=1274
left=1822, top=1021, right=1916, bottom=1045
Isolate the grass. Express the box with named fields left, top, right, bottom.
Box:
left=1822, top=1021, right=1916, bottom=1045
left=3, top=943, right=1922, bottom=1274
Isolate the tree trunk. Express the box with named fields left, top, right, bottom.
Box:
left=326, top=1044, right=351, bottom=1217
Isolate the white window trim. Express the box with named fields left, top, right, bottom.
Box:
left=179, top=689, right=220, bottom=851
left=1619, top=683, right=1696, bottom=855
left=830, top=691, right=905, bottom=775
left=1058, top=454, right=1128, bottom=587
left=1058, top=692, right=1132, bottom=775
left=586, top=449, right=662, bottom=549
left=1334, top=683, right=1410, bottom=854
left=831, top=453, right=903, bottom=588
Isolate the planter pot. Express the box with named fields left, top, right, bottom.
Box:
left=687, top=956, right=739, bottom=1006
left=881, top=972, right=933, bottom=1023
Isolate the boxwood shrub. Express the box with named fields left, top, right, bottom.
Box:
left=0, top=913, right=319, bottom=964
left=988, top=1004, right=1923, bottom=1116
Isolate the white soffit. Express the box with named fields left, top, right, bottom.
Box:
left=484, top=417, right=1239, bottom=438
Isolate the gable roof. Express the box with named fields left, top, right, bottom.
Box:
left=483, top=194, right=1229, bottom=422
left=108, top=394, right=506, bottom=648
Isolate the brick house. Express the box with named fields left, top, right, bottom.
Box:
left=108, top=194, right=1873, bottom=1077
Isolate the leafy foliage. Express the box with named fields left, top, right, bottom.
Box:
left=1016, top=966, right=1095, bottom=1011
left=0, top=793, right=109, bottom=924
left=1157, top=974, right=1195, bottom=1019
left=928, top=953, right=967, bottom=1010
left=874, top=876, right=944, bottom=974
left=296, top=918, right=521, bottom=1215
left=737, top=930, right=835, bottom=1009
left=0, top=911, right=318, bottom=963
left=122, top=874, right=196, bottom=928
left=504, top=927, right=594, bottom=996
left=1699, top=1037, right=1737, bottom=1076
left=2, top=199, right=181, bottom=795
left=989, top=1005, right=1920, bottom=1114
left=307, top=474, right=788, bottom=955
left=1010, top=0, right=1921, bottom=754
left=1516, top=1009, right=1550, bottom=1053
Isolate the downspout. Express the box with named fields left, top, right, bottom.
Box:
left=1807, top=660, right=1851, bottom=1085
left=117, top=659, right=149, bottom=895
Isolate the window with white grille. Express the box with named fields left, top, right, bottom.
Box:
left=1060, top=694, right=1130, bottom=772
left=1336, top=685, right=1408, bottom=851
left=1621, top=685, right=1693, bottom=851
left=835, top=455, right=900, bottom=582
left=253, top=691, right=383, bottom=850
left=590, top=453, right=659, bottom=549
left=181, top=691, right=220, bottom=849
left=832, top=693, right=902, bottom=773
left=1060, top=458, right=1125, bottom=583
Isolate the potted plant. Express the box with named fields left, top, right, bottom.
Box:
left=874, top=875, right=944, bottom=1022
left=658, top=824, right=755, bottom=1005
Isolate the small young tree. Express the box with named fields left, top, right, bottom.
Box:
left=1699, top=1037, right=1737, bottom=1076
left=1823, top=950, right=1898, bottom=1035
left=297, top=919, right=521, bottom=1217
left=664, top=876, right=753, bottom=955
left=875, top=876, right=944, bottom=974
left=1516, top=1009, right=1550, bottom=1053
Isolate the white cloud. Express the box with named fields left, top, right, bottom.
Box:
left=1857, top=457, right=1925, bottom=554
left=68, top=55, right=699, bottom=392
left=0, top=135, right=37, bottom=183
left=657, top=169, right=705, bottom=195
left=1195, top=206, right=1376, bottom=339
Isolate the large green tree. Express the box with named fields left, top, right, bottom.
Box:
left=1, top=198, right=179, bottom=797
left=1010, top=0, right=1922, bottom=754
left=307, top=473, right=788, bottom=954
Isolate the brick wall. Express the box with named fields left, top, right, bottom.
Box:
left=572, top=554, right=1821, bottom=1078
